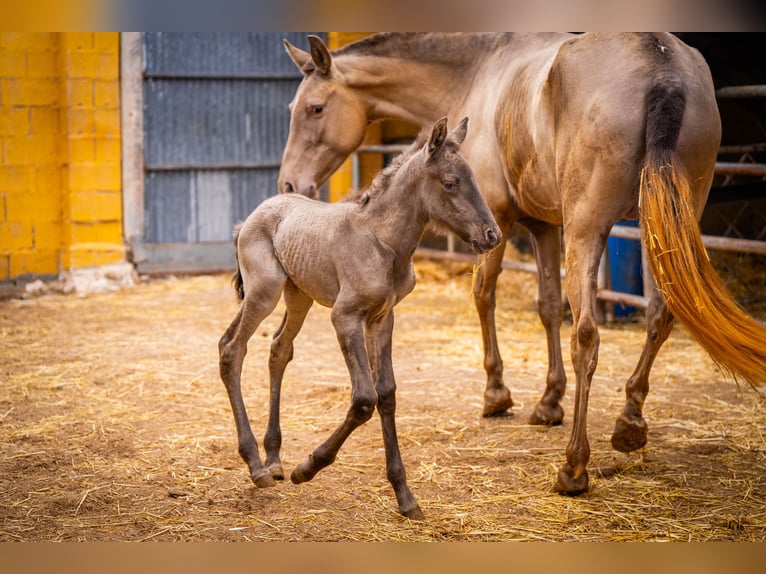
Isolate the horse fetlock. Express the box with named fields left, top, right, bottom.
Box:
left=611, top=413, right=648, bottom=453
left=482, top=385, right=512, bottom=417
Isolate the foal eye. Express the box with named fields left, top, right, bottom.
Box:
left=443, top=181, right=457, bottom=191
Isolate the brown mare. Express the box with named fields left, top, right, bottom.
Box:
left=278, top=33, right=766, bottom=494
left=219, top=117, right=501, bottom=518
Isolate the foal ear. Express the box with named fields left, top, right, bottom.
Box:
left=308, top=35, right=332, bottom=76
left=283, top=39, right=312, bottom=73
left=450, top=117, right=469, bottom=145
left=428, top=117, right=449, bottom=158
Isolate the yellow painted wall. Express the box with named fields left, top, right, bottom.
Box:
left=0, top=32, right=123, bottom=282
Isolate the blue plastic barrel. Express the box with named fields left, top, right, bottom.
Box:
left=607, top=220, right=643, bottom=317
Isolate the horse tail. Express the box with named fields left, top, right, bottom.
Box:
left=231, top=222, right=245, bottom=302
left=639, top=82, right=766, bottom=388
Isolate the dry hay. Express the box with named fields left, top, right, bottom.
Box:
left=1, top=257, right=766, bottom=542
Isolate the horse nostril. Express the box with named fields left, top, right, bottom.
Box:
left=486, top=228, right=499, bottom=246
left=284, top=182, right=295, bottom=194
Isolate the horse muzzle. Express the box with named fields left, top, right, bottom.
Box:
left=278, top=178, right=318, bottom=200
left=470, top=224, right=502, bottom=254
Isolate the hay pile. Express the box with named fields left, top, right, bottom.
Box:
left=1, top=258, right=765, bottom=541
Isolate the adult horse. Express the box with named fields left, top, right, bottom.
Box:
left=277, top=32, right=766, bottom=494
left=220, top=118, right=500, bottom=518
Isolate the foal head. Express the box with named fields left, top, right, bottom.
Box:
left=415, top=117, right=501, bottom=254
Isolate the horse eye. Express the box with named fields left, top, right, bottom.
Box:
left=443, top=181, right=457, bottom=191
left=311, top=105, right=324, bottom=116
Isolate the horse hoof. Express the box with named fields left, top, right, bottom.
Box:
left=529, top=401, right=564, bottom=426
left=611, top=414, right=648, bottom=453
left=401, top=504, right=425, bottom=520
left=267, top=462, right=285, bottom=481
left=251, top=469, right=277, bottom=488
left=482, top=386, right=513, bottom=417
left=555, top=466, right=589, bottom=495
left=290, top=460, right=316, bottom=484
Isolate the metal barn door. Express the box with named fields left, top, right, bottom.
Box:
left=122, top=33, right=323, bottom=274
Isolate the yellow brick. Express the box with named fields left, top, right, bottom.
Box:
left=93, top=108, right=119, bottom=137
left=7, top=190, right=61, bottom=223
left=67, top=162, right=120, bottom=192
left=0, top=165, right=32, bottom=191
left=10, top=249, right=60, bottom=278
left=67, top=243, right=124, bottom=269
left=31, top=221, right=62, bottom=249
left=94, top=80, right=118, bottom=109
left=4, top=134, right=58, bottom=165
left=0, top=255, right=8, bottom=280
left=94, top=137, right=120, bottom=163
left=3, top=77, right=59, bottom=106
left=0, top=107, right=29, bottom=136
left=66, top=78, right=93, bottom=109
left=29, top=107, right=59, bottom=135
left=31, top=165, right=60, bottom=193
left=25, top=51, right=58, bottom=78
left=61, top=33, right=93, bottom=53
left=1, top=33, right=57, bottom=51
left=0, top=49, right=27, bottom=76
left=64, top=108, right=94, bottom=136
left=70, top=190, right=122, bottom=223
left=67, top=51, right=118, bottom=80
left=93, top=33, right=118, bottom=53
left=0, top=220, right=33, bottom=250
left=67, top=137, right=95, bottom=163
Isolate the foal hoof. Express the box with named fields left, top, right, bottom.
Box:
left=290, top=458, right=319, bottom=484
left=251, top=468, right=277, bottom=489
left=482, top=386, right=513, bottom=417
left=555, top=465, right=589, bottom=495
left=529, top=401, right=564, bottom=426
left=267, top=462, right=285, bottom=481
left=611, top=414, right=648, bottom=453
left=401, top=504, right=425, bottom=520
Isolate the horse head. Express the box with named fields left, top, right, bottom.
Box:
left=279, top=35, right=368, bottom=200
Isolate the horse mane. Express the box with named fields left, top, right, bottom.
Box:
left=334, top=32, right=511, bottom=64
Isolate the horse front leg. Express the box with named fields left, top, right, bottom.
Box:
left=474, top=236, right=513, bottom=416
left=527, top=222, right=567, bottom=426
left=264, top=282, right=313, bottom=480
left=611, top=284, right=674, bottom=453
left=367, top=310, right=423, bottom=519
left=291, top=308, right=378, bottom=484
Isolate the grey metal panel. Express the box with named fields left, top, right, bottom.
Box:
left=143, top=33, right=324, bottom=78
left=144, top=169, right=278, bottom=244
left=143, top=78, right=295, bottom=169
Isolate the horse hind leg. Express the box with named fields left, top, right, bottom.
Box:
left=219, top=264, right=286, bottom=488
left=611, top=285, right=674, bottom=453
left=263, top=281, right=313, bottom=480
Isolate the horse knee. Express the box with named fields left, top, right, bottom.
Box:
left=351, top=393, right=378, bottom=423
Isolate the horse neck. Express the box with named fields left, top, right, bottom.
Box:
left=334, top=33, right=499, bottom=125
left=358, top=161, right=428, bottom=262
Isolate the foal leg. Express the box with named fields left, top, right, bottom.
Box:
left=263, top=281, right=314, bottom=479
left=219, top=266, right=285, bottom=488
left=367, top=311, right=423, bottom=519
left=526, top=222, right=567, bottom=425
left=291, top=307, right=378, bottom=484
left=611, top=286, right=674, bottom=452
left=474, top=234, right=513, bottom=416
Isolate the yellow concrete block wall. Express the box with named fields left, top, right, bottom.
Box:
left=0, top=32, right=124, bottom=282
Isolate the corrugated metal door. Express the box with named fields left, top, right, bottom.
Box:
left=132, top=32, right=323, bottom=273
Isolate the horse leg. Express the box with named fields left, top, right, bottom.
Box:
left=263, top=281, right=314, bottom=480
left=366, top=310, right=423, bottom=519
left=291, top=307, right=377, bottom=484
left=556, top=225, right=609, bottom=494
left=526, top=221, right=567, bottom=425
left=219, top=262, right=286, bottom=488
left=611, top=284, right=674, bottom=452
left=474, top=234, right=513, bottom=416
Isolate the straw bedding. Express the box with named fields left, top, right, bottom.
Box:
left=1, top=257, right=765, bottom=541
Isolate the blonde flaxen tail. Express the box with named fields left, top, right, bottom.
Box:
left=640, top=147, right=766, bottom=388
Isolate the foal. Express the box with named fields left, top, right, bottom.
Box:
left=219, top=117, right=501, bottom=518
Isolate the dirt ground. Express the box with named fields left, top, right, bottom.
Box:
left=2, top=257, right=766, bottom=542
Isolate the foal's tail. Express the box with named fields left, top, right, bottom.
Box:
left=231, top=222, right=245, bottom=302
left=640, top=83, right=766, bottom=388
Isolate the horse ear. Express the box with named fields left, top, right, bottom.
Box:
left=308, top=35, right=332, bottom=76
left=283, top=39, right=312, bottom=73
left=428, top=117, right=449, bottom=158
left=450, top=117, right=469, bottom=145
